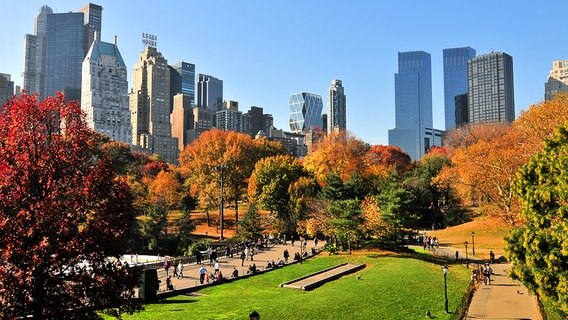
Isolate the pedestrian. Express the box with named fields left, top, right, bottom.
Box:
left=489, top=250, right=495, bottom=264
left=196, top=250, right=202, bottom=265
left=166, top=276, right=174, bottom=291
left=163, top=260, right=170, bottom=277
left=314, top=237, right=318, bottom=247
left=455, top=251, right=459, bottom=261
left=231, top=267, right=238, bottom=278
left=283, top=249, right=289, bottom=263
left=240, top=251, right=246, bottom=266
left=173, top=261, right=179, bottom=278
left=177, top=262, right=184, bottom=279
left=214, top=260, right=220, bottom=272
left=198, top=265, right=207, bottom=284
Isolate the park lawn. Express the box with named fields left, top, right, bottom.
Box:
left=113, top=253, right=471, bottom=320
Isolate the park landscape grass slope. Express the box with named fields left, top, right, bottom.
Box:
left=112, top=253, right=471, bottom=320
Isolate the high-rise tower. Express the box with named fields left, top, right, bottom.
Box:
left=443, top=47, right=476, bottom=130
left=130, top=46, right=178, bottom=163
left=197, top=74, right=223, bottom=111
left=22, top=5, right=52, bottom=95
left=289, top=92, right=323, bottom=133
left=388, top=51, right=433, bottom=160
left=467, top=52, right=515, bottom=124
left=169, top=61, right=196, bottom=111
left=327, top=79, right=346, bottom=133
left=78, top=3, right=102, bottom=54
left=81, top=37, right=131, bottom=144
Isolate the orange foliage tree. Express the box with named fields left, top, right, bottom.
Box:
left=303, top=131, right=369, bottom=183
left=364, top=144, right=412, bottom=178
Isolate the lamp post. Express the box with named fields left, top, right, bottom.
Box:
left=214, top=163, right=226, bottom=240
left=464, top=241, right=469, bottom=268
left=471, top=232, right=475, bottom=256
left=442, top=264, right=449, bottom=313
left=299, top=236, right=304, bottom=265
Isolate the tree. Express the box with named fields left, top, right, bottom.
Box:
left=238, top=204, right=264, bottom=241
left=506, top=126, right=568, bottom=317
left=364, top=144, right=412, bottom=176
left=328, top=199, right=363, bottom=253
left=0, top=94, right=141, bottom=319
left=248, top=155, right=306, bottom=233
left=303, top=131, right=369, bottom=183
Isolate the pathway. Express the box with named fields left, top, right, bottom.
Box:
left=428, top=245, right=541, bottom=319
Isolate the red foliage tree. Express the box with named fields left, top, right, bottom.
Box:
left=0, top=94, right=141, bottom=319
left=365, top=144, right=412, bottom=173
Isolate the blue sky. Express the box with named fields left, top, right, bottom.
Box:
left=0, top=1, right=564, bottom=145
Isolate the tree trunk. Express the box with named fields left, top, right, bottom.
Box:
left=206, top=209, right=211, bottom=227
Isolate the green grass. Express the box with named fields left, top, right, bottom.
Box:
left=111, top=253, right=471, bottom=320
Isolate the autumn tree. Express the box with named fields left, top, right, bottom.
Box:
left=364, top=144, right=412, bottom=178
left=180, top=129, right=283, bottom=229
left=506, top=125, right=568, bottom=317
left=303, top=131, right=369, bottom=183
left=248, top=154, right=307, bottom=233
left=0, top=94, right=141, bottom=319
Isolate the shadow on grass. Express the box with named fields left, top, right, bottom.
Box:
left=154, top=298, right=198, bottom=305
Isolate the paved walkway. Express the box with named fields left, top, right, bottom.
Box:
left=155, top=240, right=318, bottom=293
left=426, top=245, right=541, bottom=320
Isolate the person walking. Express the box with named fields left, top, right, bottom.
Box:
left=198, top=265, right=207, bottom=284
left=177, top=262, right=184, bottom=279
left=163, top=260, right=170, bottom=277
left=240, top=251, right=246, bottom=266
left=283, top=249, right=290, bottom=263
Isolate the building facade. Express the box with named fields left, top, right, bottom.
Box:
left=197, top=74, right=223, bottom=111
left=545, top=60, right=568, bottom=100
left=467, top=52, right=515, bottom=124
left=129, top=46, right=178, bottom=163
left=327, top=79, right=346, bottom=133
left=388, top=51, right=434, bottom=160
left=443, top=47, right=476, bottom=130
left=81, top=38, right=131, bottom=144
left=455, top=93, right=469, bottom=127
left=187, top=107, right=213, bottom=144
left=289, top=92, right=323, bottom=133
left=22, top=5, right=52, bottom=96
left=169, top=61, right=195, bottom=111
left=171, top=93, right=192, bottom=152
left=78, top=3, right=102, bottom=55
left=0, top=73, right=14, bottom=105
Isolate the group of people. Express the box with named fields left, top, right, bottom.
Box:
left=472, top=262, right=493, bottom=285
left=198, top=261, right=224, bottom=285
left=162, top=259, right=184, bottom=279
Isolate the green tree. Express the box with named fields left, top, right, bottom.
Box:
left=140, top=203, right=168, bottom=252
left=506, top=126, right=568, bottom=317
left=248, top=155, right=306, bottom=233
left=238, top=204, right=264, bottom=241
left=328, top=199, right=363, bottom=253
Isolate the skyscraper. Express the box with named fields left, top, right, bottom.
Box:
left=0, top=73, right=14, bottom=105
left=171, top=93, right=192, bottom=152
left=81, top=37, right=131, bottom=144
left=388, top=51, right=433, bottom=160
left=545, top=60, right=568, bottom=100
left=289, top=92, right=323, bottom=133
left=130, top=46, right=178, bottom=163
left=22, top=4, right=102, bottom=102
left=169, top=61, right=196, bottom=111
left=443, top=47, right=476, bottom=130
left=467, top=52, right=515, bottom=124
left=197, top=74, right=223, bottom=111
left=22, top=5, right=52, bottom=95
left=327, top=79, right=347, bottom=133
left=78, top=3, right=102, bottom=54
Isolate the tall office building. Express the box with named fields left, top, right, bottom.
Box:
left=467, top=52, right=515, bottom=124
left=388, top=51, right=434, bottom=160
left=197, top=74, right=223, bottom=111
left=81, top=37, right=131, bottom=144
left=130, top=46, right=178, bottom=163
left=169, top=62, right=196, bottom=111
left=215, top=100, right=243, bottom=132
left=443, top=47, right=476, bottom=130
left=289, top=92, right=323, bottom=133
left=327, top=79, right=347, bottom=133
left=171, top=93, right=192, bottom=152
left=545, top=60, right=568, bottom=100
left=78, top=3, right=102, bottom=54
left=22, top=5, right=52, bottom=95
left=187, top=107, right=213, bottom=143
left=455, top=94, right=469, bottom=127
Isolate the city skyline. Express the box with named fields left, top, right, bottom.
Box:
left=1, top=1, right=567, bottom=145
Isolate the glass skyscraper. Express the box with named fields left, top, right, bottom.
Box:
left=443, top=47, right=476, bottom=130
left=467, top=52, right=515, bottom=124
left=289, top=92, right=323, bottom=133
left=169, top=61, right=195, bottom=111
left=327, top=79, right=347, bottom=133
left=197, top=74, right=223, bottom=111
left=388, top=51, right=433, bottom=160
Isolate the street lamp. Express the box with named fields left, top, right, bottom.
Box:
left=213, top=163, right=227, bottom=240
left=464, top=241, right=469, bottom=268
left=299, top=236, right=304, bottom=265
left=442, top=264, right=449, bottom=313
left=471, top=232, right=475, bottom=256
